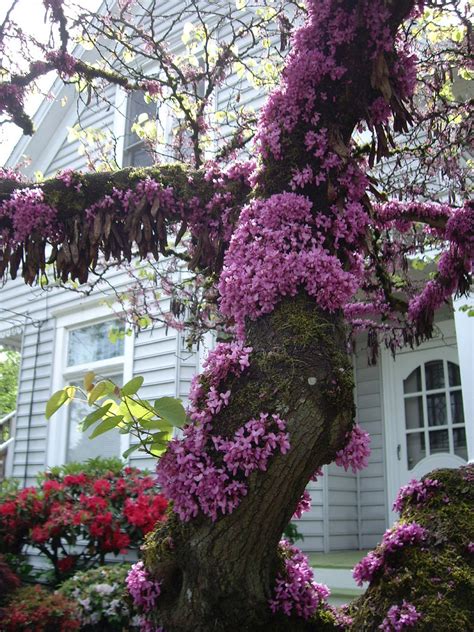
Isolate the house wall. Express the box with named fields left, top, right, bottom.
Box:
left=0, top=47, right=389, bottom=552
left=4, top=2, right=469, bottom=557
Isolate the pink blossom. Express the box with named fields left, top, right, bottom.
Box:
left=393, top=477, right=441, bottom=514
left=219, top=193, right=361, bottom=337
left=353, top=522, right=427, bottom=585
left=0, top=187, right=59, bottom=244
left=335, top=425, right=371, bottom=474
left=379, top=601, right=422, bottom=631
left=293, top=490, right=312, bottom=519
left=269, top=540, right=330, bottom=619
left=126, top=561, right=161, bottom=612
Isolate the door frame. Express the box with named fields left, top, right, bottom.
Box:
left=381, top=319, right=465, bottom=524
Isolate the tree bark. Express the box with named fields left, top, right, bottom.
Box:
left=145, top=294, right=355, bottom=631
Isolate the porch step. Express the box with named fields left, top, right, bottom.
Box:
left=309, top=550, right=368, bottom=606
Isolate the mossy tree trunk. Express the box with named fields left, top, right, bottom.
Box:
left=145, top=296, right=355, bottom=632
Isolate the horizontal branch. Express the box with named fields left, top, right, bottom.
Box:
left=0, top=163, right=252, bottom=285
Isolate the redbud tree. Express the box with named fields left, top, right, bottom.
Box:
left=0, top=0, right=472, bottom=630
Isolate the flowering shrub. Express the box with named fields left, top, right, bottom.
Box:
left=0, top=585, right=79, bottom=631
left=0, top=460, right=168, bottom=584
left=59, top=564, right=140, bottom=631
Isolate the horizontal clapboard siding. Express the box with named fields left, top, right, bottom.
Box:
left=354, top=339, right=387, bottom=549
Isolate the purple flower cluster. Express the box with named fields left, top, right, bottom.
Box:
left=293, top=490, right=312, bottom=519
left=269, top=540, right=330, bottom=619
left=0, top=187, right=59, bottom=245
left=335, top=425, right=371, bottom=474
left=0, top=168, right=25, bottom=182
left=445, top=200, right=474, bottom=254
left=156, top=413, right=289, bottom=522
left=255, top=0, right=417, bottom=163
left=219, top=193, right=360, bottom=337
left=45, top=50, right=77, bottom=77
left=379, top=601, right=422, bottom=631
left=353, top=522, right=427, bottom=586
left=126, top=561, right=161, bottom=612
left=213, top=413, right=290, bottom=476
left=57, top=168, right=83, bottom=191
left=0, top=83, right=26, bottom=118
left=157, top=340, right=290, bottom=521
left=393, top=477, right=441, bottom=514
left=198, top=341, right=252, bottom=391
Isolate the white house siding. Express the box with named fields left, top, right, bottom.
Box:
left=354, top=341, right=387, bottom=550
left=46, top=83, right=117, bottom=174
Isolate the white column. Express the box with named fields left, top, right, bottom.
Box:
left=453, top=297, right=474, bottom=462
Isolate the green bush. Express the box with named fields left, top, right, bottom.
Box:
left=58, top=564, right=140, bottom=631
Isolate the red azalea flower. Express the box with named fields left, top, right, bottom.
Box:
left=93, top=479, right=111, bottom=496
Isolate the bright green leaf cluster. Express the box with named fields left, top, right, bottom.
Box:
left=45, top=372, right=187, bottom=459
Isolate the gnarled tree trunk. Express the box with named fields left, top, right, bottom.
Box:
left=145, top=296, right=354, bottom=631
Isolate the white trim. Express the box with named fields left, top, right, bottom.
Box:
left=453, top=296, right=474, bottom=462
left=113, top=86, right=128, bottom=169
left=121, top=327, right=135, bottom=460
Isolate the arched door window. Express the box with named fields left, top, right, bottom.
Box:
left=403, top=359, right=467, bottom=470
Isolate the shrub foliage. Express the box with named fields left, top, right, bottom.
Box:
left=0, top=459, right=167, bottom=584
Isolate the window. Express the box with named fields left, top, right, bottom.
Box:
left=403, top=359, right=467, bottom=469
left=64, top=319, right=125, bottom=463
left=123, top=91, right=157, bottom=167
left=48, top=309, right=133, bottom=467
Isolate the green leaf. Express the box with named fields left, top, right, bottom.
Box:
left=84, top=371, right=95, bottom=391
left=89, top=415, right=124, bottom=439
left=46, top=389, right=69, bottom=420
left=82, top=403, right=113, bottom=431
left=149, top=429, right=173, bottom=457
left=122, top=443, right=140, bottom=459
left=139, top=418, right=174, bottom=432
left=121, top=376, right=144, bottom=397
left=88, top=380, right=115, bottom=404
left=153, top=397, right=186, bottom=427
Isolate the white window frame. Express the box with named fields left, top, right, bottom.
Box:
left=46, top=303, right=134, bottom=467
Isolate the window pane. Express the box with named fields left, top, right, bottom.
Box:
left=407, top=433, right=425, bottom=470
left=425, top=360, right=444, bottom=390
left=448, top=362, right=461, bottom=387
left=405, top=396, right=424, bottom=429
left=67, top=375, right=122, bottom=463
left=427, top=393, right=447, bottom=427
left=453, top=428, right=467, bottom=460
left=123, top=91, right=156, bottom=167
left=403, top=367, right=421, bottom=394
left=429, top=429, right=449, bottom=454
left=67, top=321, right=124, bottom=366
left=450, top=391, right=465, bottom=425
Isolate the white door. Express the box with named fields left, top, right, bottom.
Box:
left=383, top=331, right=468, bottom=522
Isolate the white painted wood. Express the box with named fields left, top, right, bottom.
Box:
left=453, top=297, right=474, bottom=462
left=381, top=319, right=465, bottom=523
